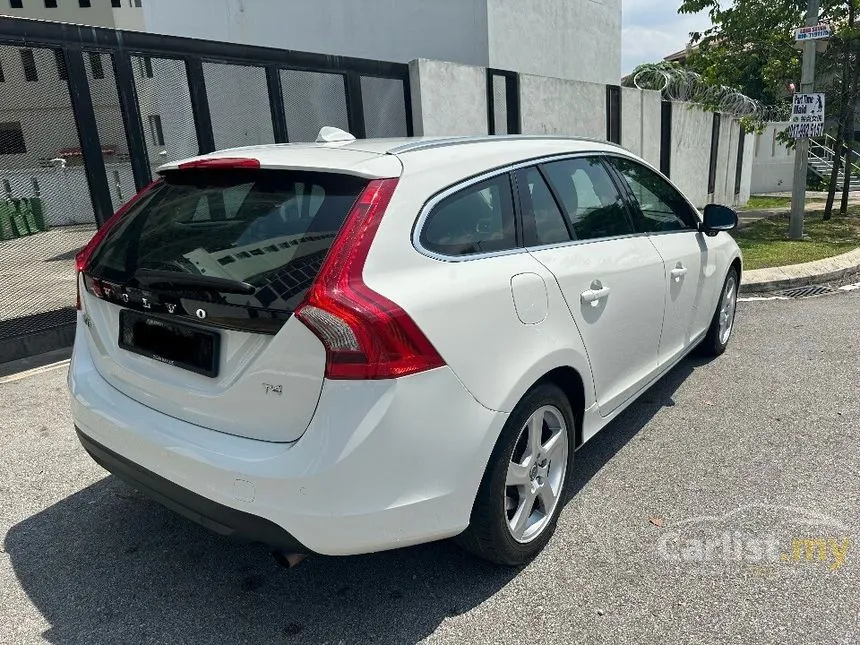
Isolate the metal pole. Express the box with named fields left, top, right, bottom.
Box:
left=789, top=0, right=821, bottom=240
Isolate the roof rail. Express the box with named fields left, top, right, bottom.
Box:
left=387, top=134, right=625, bottom=155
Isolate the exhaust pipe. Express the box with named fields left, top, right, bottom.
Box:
left=272, top=551, right=307, bottom=568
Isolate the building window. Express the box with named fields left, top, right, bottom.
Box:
left=148, top=114, right=165, bottom=146
left=20, top=49, right=38, bottom=82
left=139, top=56, right=153, bottom=78
left=44, top=0, right=57, bottom=7
left=9, top=0, right=23, bottom=8
left=79, top=0, right=91, bottom=6
left=88, top=52, right=104, bottom=79
left=0, top=122, right=27, bottom=155
left=0, top=59, right=5, bottom=83
left=111, top=0, right=121, bottom=7
left=54, top=49, right=67, bottom=81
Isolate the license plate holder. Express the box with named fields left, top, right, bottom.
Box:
left=118, top=310, right=220, bottom=378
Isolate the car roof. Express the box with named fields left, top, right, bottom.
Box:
left=157, top=135, right=635, bottom=180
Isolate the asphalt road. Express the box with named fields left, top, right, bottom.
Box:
left=2, top=291, right=859, bottom=645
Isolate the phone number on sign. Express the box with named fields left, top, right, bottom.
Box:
left=788, top=123, right=824, bottom=139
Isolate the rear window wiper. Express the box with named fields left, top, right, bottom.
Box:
left=134, top=269, right=256, bottom=295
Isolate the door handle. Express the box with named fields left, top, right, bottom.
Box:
left=581, top=281, right=611, bottom=306
left=670, top=264, right=688, bottom=281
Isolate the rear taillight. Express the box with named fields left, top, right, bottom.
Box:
left=75, top=179, right=162, bottom=310
left=295, top=178, right=445, bottom=380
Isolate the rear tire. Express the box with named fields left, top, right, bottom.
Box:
left=456, top=383, right=575, bottom=566
left=698, top=267, right=739, bottom=357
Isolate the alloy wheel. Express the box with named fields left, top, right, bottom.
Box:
left=504, top=405, right=569, bottom=543
left=719, top=274, right=738, bottom=345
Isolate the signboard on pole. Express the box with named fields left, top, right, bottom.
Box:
left=795, top=23, right=831, bottom=41
left=789, top=92, right=825, bottom=139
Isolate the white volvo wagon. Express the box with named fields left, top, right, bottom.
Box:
left=69, top=131, right=741, bottom=565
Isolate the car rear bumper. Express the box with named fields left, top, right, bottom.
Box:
left=76, top=428, right=307, bottom=553
left=69, top=322, right=508, bottom=555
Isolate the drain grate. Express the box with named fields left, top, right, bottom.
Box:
left=777, top=284, right=839, bottom=299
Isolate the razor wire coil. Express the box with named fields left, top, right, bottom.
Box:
left=630, top=66, right=791, bottom=123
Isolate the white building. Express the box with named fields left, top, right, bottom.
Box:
left=141, top=0, right=623, bottom=86
left=0, top=1, right=147, bottom=186
left=0, top=0, right=144, bottom=29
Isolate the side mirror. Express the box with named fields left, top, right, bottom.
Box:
left=699, top=204, right=738, bottom=236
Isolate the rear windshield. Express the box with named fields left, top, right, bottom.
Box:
left=88, top=169, right=367, bottom=311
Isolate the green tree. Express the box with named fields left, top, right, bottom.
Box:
left=679, top=0, right=810, bottom=106
left=679, top=0, right=860, bottom=211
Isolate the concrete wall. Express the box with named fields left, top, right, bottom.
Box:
left=143, top=0, right=490, bottom=69
left=669, top=103, right=713, bottom=208
left=620, top=86, right=661, bottom=167
left=409, top=60, right=488, bottom=137
left=751, top=122, right=794, bottom=194
left=407, top=60, right=754, bottom=209
left=641, top=90, right=662, bottom=169
left=486, top=0, right=621, bottom=85
left=519, top=75, right=606, bottom=139
left=711, top=115, right=735, bottom=206
left=738, top=131, right=755, bottom=205
left=671, top=110, right=755, bottom=209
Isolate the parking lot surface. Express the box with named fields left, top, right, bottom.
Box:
left=1, top=291, right=858, bottom=644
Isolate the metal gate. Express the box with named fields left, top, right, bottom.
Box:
left=0, top=17, right=412, bottom=363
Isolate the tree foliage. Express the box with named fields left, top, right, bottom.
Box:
left=679, top=0, right=860, bottom=211
left=678, top=0, right=856, bottom=110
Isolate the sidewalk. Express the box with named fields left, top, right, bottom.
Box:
left=741, top=247, right=860, bottom=292
left=737, top=196, right=860, bottom=230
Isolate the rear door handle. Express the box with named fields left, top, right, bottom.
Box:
left=581, top=281, right=611, bottom=306
left=670, top=264, right=688, bottom=281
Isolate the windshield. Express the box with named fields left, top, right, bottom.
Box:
left=88, top=169, right=367, bottom=312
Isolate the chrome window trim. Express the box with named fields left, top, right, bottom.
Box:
left=412, top=150, right=651, bottom=262
left=645, top=228, right=703, bottom=238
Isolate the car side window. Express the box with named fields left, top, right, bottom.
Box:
left=607, top=156, right=698, bottom=232
left=420, top=174, right=517, bottom=256
left=540, top=157, right=635, bottom=241
left=518, top=167, right=572, bottom=246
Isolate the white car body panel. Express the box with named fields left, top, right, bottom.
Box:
left=647, top=231, right=711, bottom=367
left=79, top=285, right=327, bottom=443
left=528, top=236, right=666, bottom=416
left=157, top=143, right=404, bottom=179
left=69, top=134, right=742, bottom=556
left=69, top=326, right=507, bottom=555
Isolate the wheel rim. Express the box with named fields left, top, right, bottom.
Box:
left=505, top=405, right=569, bottom=544
left=718, top=274, right=738, bottom=345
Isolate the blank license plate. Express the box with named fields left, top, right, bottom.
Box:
left=118, top=310, right=220, bottom=378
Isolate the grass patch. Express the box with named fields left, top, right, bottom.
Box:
left=743, top=195, right=793, bottom=210
left=733, top=210, right=860, bottom=270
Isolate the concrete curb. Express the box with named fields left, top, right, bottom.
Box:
left=740, top=247, right=860, bottom=293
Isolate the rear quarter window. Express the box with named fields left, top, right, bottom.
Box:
left=419, top=174, right=517, bottom=256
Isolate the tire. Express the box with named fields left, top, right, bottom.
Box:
left=698, top=266, right=739, bottom=357
left=456, top=383, right=575, bottom=566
